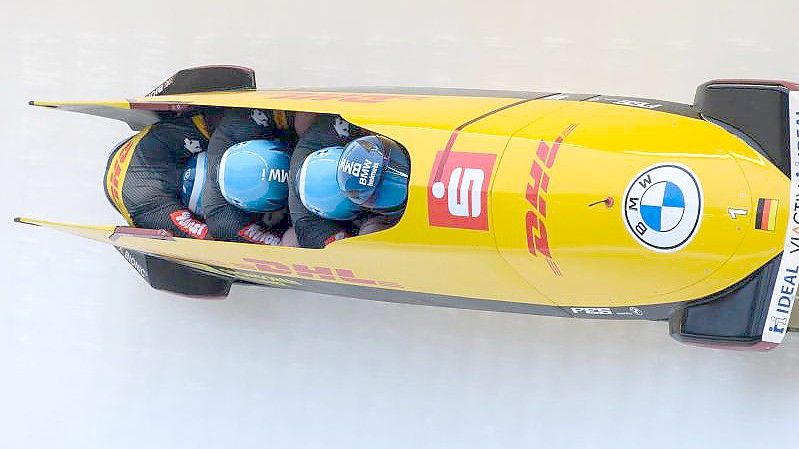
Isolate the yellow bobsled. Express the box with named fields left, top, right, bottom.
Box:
left=15, top=66, right=799, bottom=350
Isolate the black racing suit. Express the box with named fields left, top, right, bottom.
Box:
left=202, top=108, right=295, bottom=244
left=287, top=114, right=369, bottom=248
left=103, top=114, right=214, bottom=239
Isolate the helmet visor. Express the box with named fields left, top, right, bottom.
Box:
left=361, top=146, right=409, bottom=212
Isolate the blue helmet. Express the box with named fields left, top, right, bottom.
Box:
left=297, top=146, right=360, bottom=220
left=180, top=152, right=208, bottom=218
left=219, top=139, right=290, bottom=212
left=336, top=135, right=409, bottom=215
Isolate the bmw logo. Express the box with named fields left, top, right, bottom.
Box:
left=622, top=164, right=702, bottom=252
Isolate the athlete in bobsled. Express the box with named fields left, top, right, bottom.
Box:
left=286, top=114, right=383, bottom=247
left=180, top=139, right=292, bottom=244
left=103, top=110, right=296, bottom=244
left=199, top=108, right=316, bottom=243
left=297, top=135, right=410, bottom=236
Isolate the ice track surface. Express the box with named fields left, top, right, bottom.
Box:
left=1, top=1, right=799, bottom=448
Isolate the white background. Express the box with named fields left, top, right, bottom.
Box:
left=2, top=1, right=799, bottom=448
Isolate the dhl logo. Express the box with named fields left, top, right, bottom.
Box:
left=525, top=123, right=578, bottom=276
left=105, top=131, right=148, bottom=223
left=240, top=258, right=404, bottom=288
left=107, top=138, right=136, bottom=204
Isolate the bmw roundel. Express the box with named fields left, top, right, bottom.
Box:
left=623, top=164, right=703, bottom=252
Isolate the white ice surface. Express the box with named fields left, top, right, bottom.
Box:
left=1, top=1, right=799, bottom=448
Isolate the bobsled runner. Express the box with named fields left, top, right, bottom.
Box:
left=15, top=65, right=799, bottom=350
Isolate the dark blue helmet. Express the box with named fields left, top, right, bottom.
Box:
left=180, top=152, right=208, bottom=218
left=335, top=136, right=409, bottom=215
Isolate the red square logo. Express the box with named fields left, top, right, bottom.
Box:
left=428, top=151, right=497, bottom=230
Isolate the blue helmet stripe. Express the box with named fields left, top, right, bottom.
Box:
left=188, top=151, right=207, bottom=214
left=219, top=148, right=230, bottom=204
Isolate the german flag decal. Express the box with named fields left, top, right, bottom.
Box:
left=755, top=198, right=778, bottom=231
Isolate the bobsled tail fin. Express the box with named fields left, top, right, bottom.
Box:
left=671, top=82, right=799, bottom=350
left=14, top=217, right=232, bottom=299
left=113, top=246, right=232, bottom=299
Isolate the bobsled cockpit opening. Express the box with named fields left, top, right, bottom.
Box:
left=105, top=106, right=411, bottom=249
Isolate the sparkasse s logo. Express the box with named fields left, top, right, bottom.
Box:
left=428, top=151, right=496, bottom=230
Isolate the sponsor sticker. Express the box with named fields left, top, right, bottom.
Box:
left=241, top=258, right=403, bottom=288
left=105, top=134, right=146, bottom=224
left=107, top=138, right=136, bottom=205
left=428, top=151, right=497, bottom=230
left=237, top=223, right=281, bottom=245
left=170, top=209, right=209, bottom=239
left=267, top=167, right=289, bottom=183
left=761, top=91, right=799, bottom=345
left=588, top=96, right=664, bottom=110
left=340, top=157, right=380, bottom=187
left=570, top=307, right=613, bottom=315
left=570, top=306, right=646, bottom=318
left=609, top=98, right=663, bottom=109
left=147, top=76, right=175, bottom=97
left=622, top=164, right=703, bottom=252
left=525, top=124, right=577, bottom=276
left=116, top=247, right=149, bottom=280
